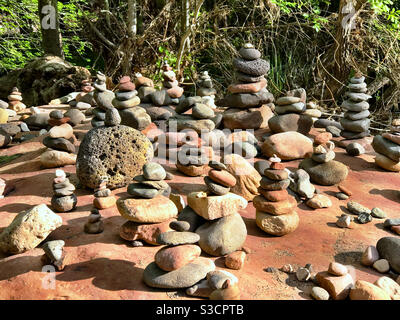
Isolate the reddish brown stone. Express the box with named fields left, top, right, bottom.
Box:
left=228, top=78, right=267, bottom=94
left=208, top=170, right=237, bottom=188
left=155, top=245, right=201, bottom=271
left=338, top=185, right=352, bottom=196
left=314, top=132, right=333, bottom=145
left=225, top=251, right=246, bottom=270
left=119, top=219, right=174, bottom=245
left=316, top=272, right=354, bottom=300
left=48, top=117, right=71, bottom=127
left=253, top=195, right=297, bottom=215
left=93, top=196, right=116, bottom=209
left=258, top=188, right=288, bottom=202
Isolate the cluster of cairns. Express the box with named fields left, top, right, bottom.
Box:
left=112, top=76, right=151, bottom=131
left=340, top=74, right=371, bottom=140
left=372, top=119, right=400, bottom=172
left=269, top=88, right=317, bottom=135
left=254, top=155, right=299, bottom=236
left=117, top=162, right=176, bottom=247
left=40, top=123, right=77, bottom=168
left=91, top=72, right=115, bottom=127
left=7, top=87, right=26, bottom=113
left=299, top=132, right=348, bottom=186
left=51, top=169, right=77, bottom=212
left=222, top=43, right=274, bottom=130
left=204, top=161, right=237, bottom=196
left=172, top=78, right=221, bottom=133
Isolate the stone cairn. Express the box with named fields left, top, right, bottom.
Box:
left=48, top=110, right=70, bottom=127
left=299, top=132, right=349, bottom=186
left=197, top=71, right=217, bottom=109
left=155, top=130, right=201, bottom=162
left=135, top=72, right=155, bottom=103
left=222, top=43, right=274, bottom=130
left=224, top=131, right=259, bottom=160
left=92, top=71, right=115, bottom=127
left=175, top=145, right=214, bottom=177
left=255, top=155, right=299, bottom=236
left=372, top=119, right=400, bottom=172
left=40, top=123, right=77, bottom=168
left=73, top=79, right=95, bottom=111
left=204, top=161, right=237, bottom=196
left=93, top=178, right=116, bottom=210
left=340, top=74, right=371, bottom=140
left=84, top=209, right=104, bottom=234
left=51, top=169, right=77, bottom=212
left=41, top=240, right=67, bottom=271
left=143, top=222, right=207, bottom=290
left=269, top=88, right=314, bottom=135
left=117, top=162, right=177, bottom=247
left=112, top=76, right=151, bottom=131
left=8, top=87, right=26, bottom=112
left=149, top=62, right=184, bottom=108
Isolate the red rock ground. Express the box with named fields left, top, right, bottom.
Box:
left=0, top=113, right=399, bottom=300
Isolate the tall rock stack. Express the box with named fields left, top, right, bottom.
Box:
left=51, top=169, right=77, bottom=212
left=222, top=43, right=274, bottom=130
left=340, top=75, right=371, bottom=140
left=92, top=72, right=115, bottom=128
left=40, top=123, right=77, bottom=168
left=142, top=223, right=215, bottom=290
left=255, top=155, right=299, bottom=236
left=84, top=209, right=104, bottom=234
left=112, top=76, right=151, bottom=131
left=299, top=133, right=349, bottom=186
left=372, top=119, right=400, bottom=172
left=117, top=163, right=178, bottom=246
left=8, top=87, right=26, bottom=112
left=268, top=88, right=313, bottom=135
left=197, top=71, right=217, bottom=109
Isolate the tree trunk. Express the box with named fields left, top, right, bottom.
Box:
left=128, top=0, right=138, bottom=37
left=38, top=0, right=64, bottom=58
left=181, top=0, right=190, bottom=49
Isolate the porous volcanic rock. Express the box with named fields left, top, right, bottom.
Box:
left=76, top=125, right=153, bottom=189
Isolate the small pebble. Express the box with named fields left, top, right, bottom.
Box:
left=336, top=192, right=349, bottom=200
left=371, top=207, right=386, bottom=219
left=169, top=220, right=190, bottom=232
left=373, top=259, right=390, bottom=273
left=311, top=286, right=330, bottom=300
left=296, top=267, right=311, bottom=281
left=281, top=264, right=294, bottom=273
left=265, top=267, right=277, bottom=273
left=336, top=215, right=352, bottom=228
left=131, top=240, right=144, bottom=247
left=357, top=213, right=372, bottom=224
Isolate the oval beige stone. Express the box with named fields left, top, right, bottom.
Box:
left=40, top=149, right=77, bottom=168
left=350, top=280, right=391, bottom=300
left=375, top=153, right=400, bottom=172
left=256, top=210, right=299, bottom=236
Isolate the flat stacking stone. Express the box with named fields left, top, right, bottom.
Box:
left=259, top=189, right=288, bottom=202
left=170, top=221, right=190, bottom=232
left=254, top=160, right=270, bottom=176
left=115, top=91, right=137, bottom=101
left=133, top=176, right=169, bottom=190
left=260, top=176, right=290, bottom=191
left=375, top=153, right=400, bottom=172
left=205, top=176, right=230, bottom=196
left=345, top=92, right=372, bottom=102
left=157, top=231, right=200, bottom=246
left=143, top=258, right=215, bottom=289
left=223, top=105, right=273, bottom=130
left=117, top=195, right=178, bottom=223
left=228, top=78, right=267, bottom=94
left=344, top=110, right=370, bottom=121
left=233, top=58, right=270, bottom=76
left=341, top=100, right=370, bottom=112
left=299, top=159, right=348, bottom=186
left=350, top=76, right=365, bottom=84
left=196, top=213, right=247, bottom=256
left=382, top=132, right=400, bottom=145
left=187, top=192, right=247, bottom=220
left=340, top=118, right=370, bottom=133
left=312, top=151, right=336, bottom=163
left=264, top=169, right=288, bottom=181
left=209, top=160, right=227, bottom=171
left=253, top=195, right=297, bottom=215
left=275, top=103, right=306, bottom=114
left=341, top=130, right=370, bottom=139
left=276, top=96, right=301, bottom=105
left=127, top=184, right=160, bottom=199
left=222, top=89, right=274, bottom=109
left=235, top=72, right=265, bottom=83
left=43, top=137, right=75, bottom=153
left=119, top=220, right=173, bottom=245
left=372, top=135, right=400, bottom=162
